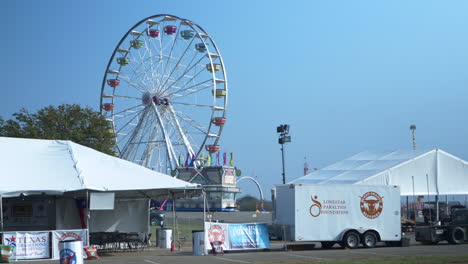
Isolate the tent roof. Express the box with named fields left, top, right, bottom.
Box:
left=0, top=137, right=198, bottom=197
left=290, top=149, right=468, bottom=195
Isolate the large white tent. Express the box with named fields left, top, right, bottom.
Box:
left=0, top=136, right=198, bottom=197
left=291, top=149, right=468, bottom=196
left=0, top=137, right=201, bottom=258
left=0, top=136, right=200, bottom=234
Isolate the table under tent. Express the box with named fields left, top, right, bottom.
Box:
left=290, top=149, right=468, bottom=224
left=0, top=137, right=200, bottom=260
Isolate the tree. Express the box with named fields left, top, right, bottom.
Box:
left=0, top=104, right=116, bottom=155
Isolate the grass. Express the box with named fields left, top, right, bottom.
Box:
left=287, top=255, right=468, bottom=264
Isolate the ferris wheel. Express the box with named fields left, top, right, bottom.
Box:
left=100, top=14, right=228, bottom=173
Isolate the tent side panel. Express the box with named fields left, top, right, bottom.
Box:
left=89, top=198, right=149, bottom=233
left=437, top=151, right=468, bottom=195
left=55, top=198, right=82, bottom=230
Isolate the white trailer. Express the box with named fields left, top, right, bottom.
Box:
left=274, top=184, right=401, bottom=249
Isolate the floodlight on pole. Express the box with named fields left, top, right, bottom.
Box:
left=277, top=124, right=291, bottom=184
left=410, top=124, right=416, bottom=151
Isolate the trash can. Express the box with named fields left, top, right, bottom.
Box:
left=156, top=228, right=172, bottom=249
left=192, top=230, right=205, bottom=255
left=59, top=240, right=83, bottom=264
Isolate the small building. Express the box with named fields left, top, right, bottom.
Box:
left=173, top=166, right=240, bottom=211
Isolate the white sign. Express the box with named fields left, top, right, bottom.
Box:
left=52, top=229, right=88, bottom=260
left=3, top=232, right=50, bottom=260
left=90, top=192, right=115, bottom=210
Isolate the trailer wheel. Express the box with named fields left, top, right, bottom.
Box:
left=362, top=231, right=378, bottom=248
left=343, top=231, right=360, bottom=249
left=448, top=227, right=465, bottom=245
left=321, top=241, right=335, bottom=249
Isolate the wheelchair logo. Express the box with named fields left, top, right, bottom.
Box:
left=309, top=195, right=322, bottom=217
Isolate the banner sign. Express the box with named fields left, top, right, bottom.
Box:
left=3, top=232, right=50, bottom=260
left=204, top=222, right=270, bottom=251
left=52, top=229, right=88, bottom=259
left=228, top=224, right=269, bottom=249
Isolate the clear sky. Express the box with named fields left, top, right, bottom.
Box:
left=2, top=0, right=468, bottom=198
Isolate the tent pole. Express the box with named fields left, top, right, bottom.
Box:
left=435, top=195, right=439, bottom=223
left=0, top=195, right=3, bottom=233
left=86, top=190, right=90, bottom=246
left=426, top=174, right=432, bottom=224
left=446, top=195, right=449, bottom=216
left=172, top=192, right=176, bottom=247
left=412, top=176, right=416, bottom=221
left=202, top=190, right=206, bottom=224
left=406, top=196, right=409, bottom=219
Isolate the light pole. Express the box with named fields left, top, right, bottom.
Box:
left=277, top=124, right=291, bottom=184
left=410, top=124, right=416, bottom=151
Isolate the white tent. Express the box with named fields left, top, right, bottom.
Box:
left=291, top=149, right=468, bottom=196
left=0, top=137, right=201, bottom=258
left=0, top=136, right=201, bottom=234
left=0, top=136, right=198, bottom=197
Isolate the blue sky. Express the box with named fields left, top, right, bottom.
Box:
left=2, top=0, right=468, bottom=198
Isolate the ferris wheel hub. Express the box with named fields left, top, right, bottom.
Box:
left=142, top=92, right=170, bottom=106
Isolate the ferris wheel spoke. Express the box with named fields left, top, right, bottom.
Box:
left=170, top=81, right=212, bottom=98
left=127, top=44, right=156, bottom=92
left=113, top=107, right=145, bottom=123
left=142, top=35, right=158, bottom=92
left=118, top=75, right=146, bottom=93
left=159, top=34, right=196, bottom=94
left=151, top=103, right=178, bottom=170
left=115, top=109, right=143, bottom=133
left=111, top=104, right=144, bottom=118
left=159, top=54, right=206, bottom=95
left=172, top=109, right=209, bottom=134
left=166, top=105, right=196, bottom=158
left=141, top=136, right=158, bottom=168
left=127, top=112, right=159, bottom=163
left=164, top=65, right=207, bottom=97
left=120, top=108, right=151, bottom=159
left=113, top=94, right=142, bottom=101
left=161, top=21, right=182, bottom=80
left=166, top=79, right=212, bottom=98
left=136, top=113, right=160, bottom=166
left=170, top=101, right=214, bottom=109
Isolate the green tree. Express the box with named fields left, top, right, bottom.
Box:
left=0, top=104, right=116, bottom=155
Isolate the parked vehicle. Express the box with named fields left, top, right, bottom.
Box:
left=415, top=208, right=468, bottom=245
left=274, top=184, right=401, bottom=249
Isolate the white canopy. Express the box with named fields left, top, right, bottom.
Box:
left=0, top=137, right=198, bottom=197
left=291, top=149, right=468, bottom=196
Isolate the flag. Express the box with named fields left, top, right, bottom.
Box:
left=207, top=154, right=212, bottom=166
left=184, top=153, right=189, bottom=167
left=230, top=152, right=234, bottom=166
left=189, top=153, right=197, bottom=167
left=223, top=152, right=227, bottom=166
left=201, top=152, right=206, bottom=166
left=178, top=154, right=183, bottom=167
left=216, top=152, right=220, bottom=166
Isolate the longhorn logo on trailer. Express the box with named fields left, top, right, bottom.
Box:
left=360, top=192, right=384, bottom=219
